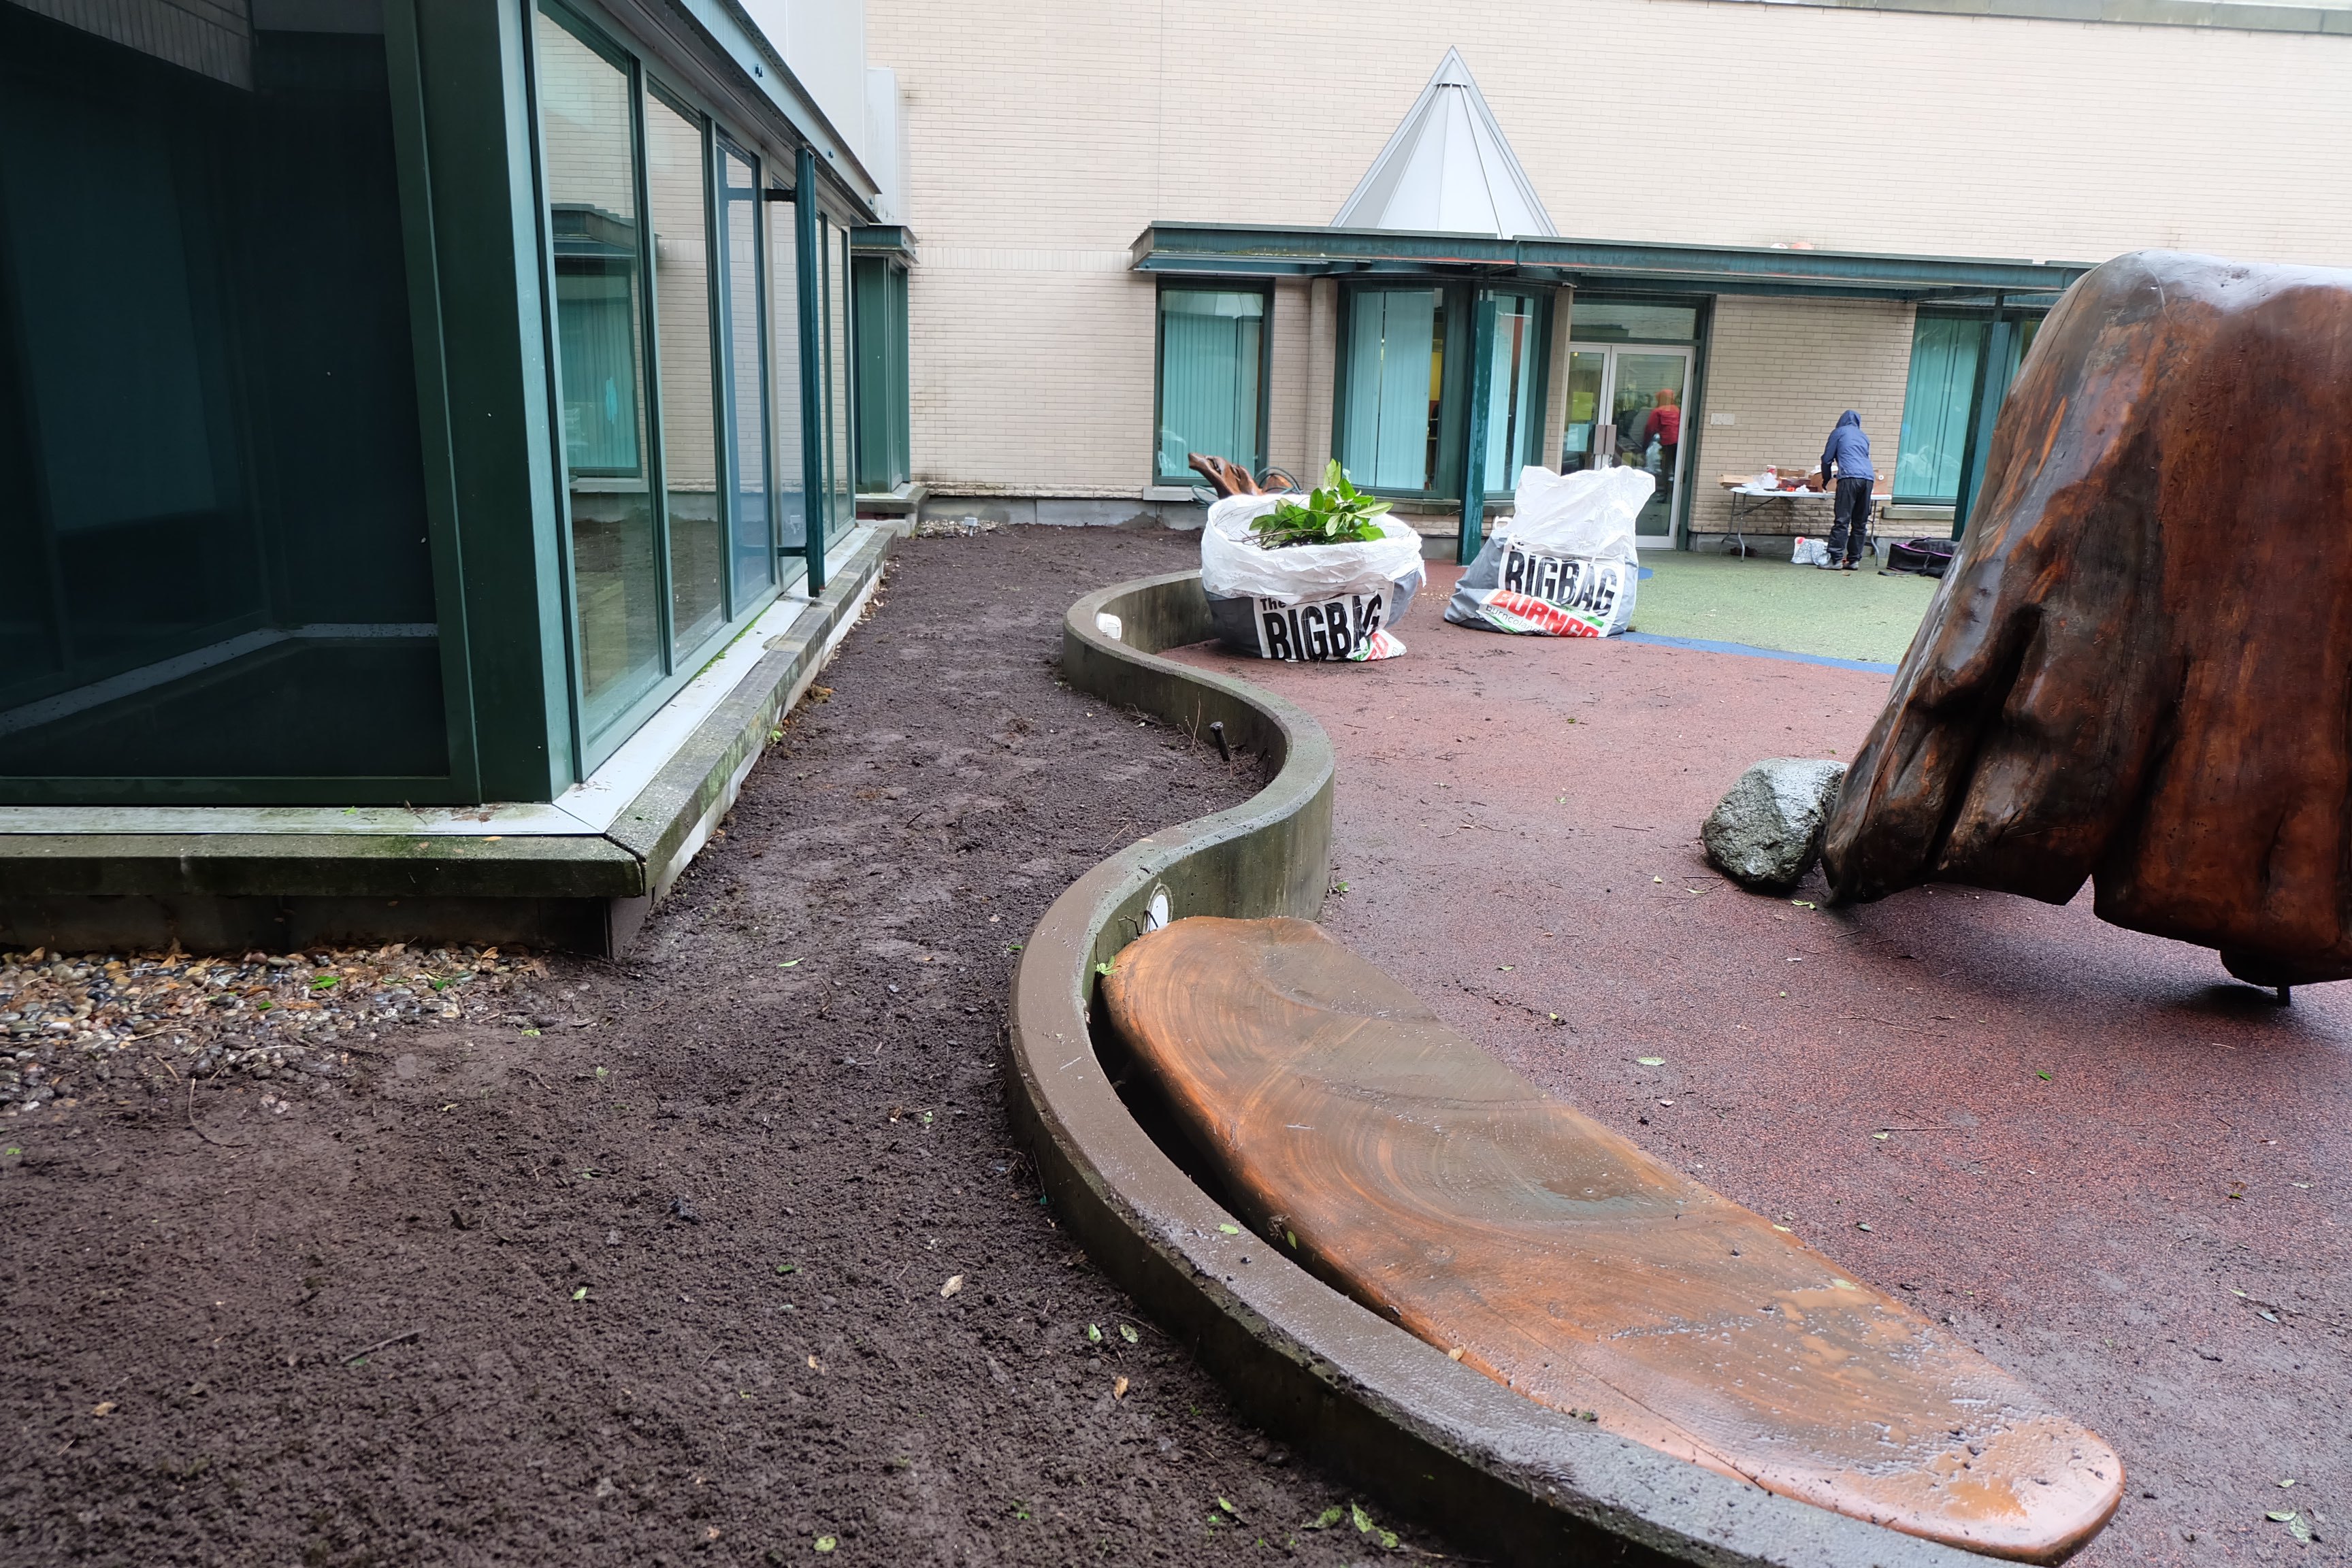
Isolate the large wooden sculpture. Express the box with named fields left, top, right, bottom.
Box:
left=1103, top=916, right=2123, bottom=1562
left=1823, top=252, right=2352, bottom=986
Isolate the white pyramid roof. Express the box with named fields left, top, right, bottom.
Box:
left=1331, top=49, right=1556, bottom=239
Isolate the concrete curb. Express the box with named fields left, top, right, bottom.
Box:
left=1009, top=570, right=1983, bottom=1567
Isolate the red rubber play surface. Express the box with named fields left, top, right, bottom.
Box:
left=1171, top=566, right=2349, bottom=1566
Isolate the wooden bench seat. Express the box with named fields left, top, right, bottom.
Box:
left=1102, top=917, right=2121, bottom=1563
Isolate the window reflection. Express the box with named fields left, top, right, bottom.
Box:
left=825, top=221, right=855, bottom=546
left=1340, top=289, right=1447, bottom=492
left=1156, top=289, right=1264, bottom=484
left=645, top=92, right=723, bottom=655
left=717, top=140, right=770, bottom=604
left=766, top=188, right=806, bottom=555
left=0, top=7, right=447, bottom=789
left=1482, top=294, right=1540, bottom=493
left=538, top=6, right=661, bottom=739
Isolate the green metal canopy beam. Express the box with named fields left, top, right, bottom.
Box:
left=1130, top=222, right=2093, bottom=302
left=850, top=223, right=920, bottom=263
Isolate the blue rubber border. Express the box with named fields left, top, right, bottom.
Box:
left=1619, top=630, right=1897, bottom=674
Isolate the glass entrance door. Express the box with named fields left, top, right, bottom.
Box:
left=1560, top=344, right=1693, bottom=546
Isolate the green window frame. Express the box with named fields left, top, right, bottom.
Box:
left=1152, top=282, right=1270, bottom=487
left=1333, top=282, right=1549, bottom=501
left=531, top=0, right=821, bottom=773
left=853, top=255, right=911, bottom=493
left=1895, top=308, right=2045, bottom=506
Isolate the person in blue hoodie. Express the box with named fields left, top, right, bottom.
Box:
left=1818, top=410, right=1875, bottom=572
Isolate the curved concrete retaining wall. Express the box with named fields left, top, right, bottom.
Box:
left=1009, top=570, right=1984, bottom=1568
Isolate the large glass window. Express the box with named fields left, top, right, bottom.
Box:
left=1154, top=287, right=1265, bottom=485
left=766, top=188, right=807, bottom=557
left=538, top=7, right=662, bottom=740
left=1481, top=293, right=1544, bottom=493
left=0, top=5, right=448, bottom=796
left=1893, top=312, right=1983, bottom=504
left=855, top=256, right=912, bottom=493
left=1570, top=300, right=1699, bottom=342
left=717, top=138, right=770, bottom=606
left=1339, top=288, right=1448, bottom=492
left=646, top=91, right=723, bottom=656
left=824, top=221, right=855, bottom=546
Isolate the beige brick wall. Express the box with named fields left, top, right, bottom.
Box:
left=1686, top=297, right=1917, bottom=536
left=870, top=0, right=2352, bottom=499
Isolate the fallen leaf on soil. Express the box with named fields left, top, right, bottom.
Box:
left=815, top=1535, right=837, bottom=1552
left=1216, top=1224, right=1241, bottom=1236
left=570, top=1287, right=588, bottom=1301
left=91, top=1402, right=116, bottom=1417
left=1113, top=1376, right=1129, bottom=1399
left=1118, top=1324, right=1139, bottom=1343
left=807, top=1355, right=822, bottom=1371
left=1218, top=1497, right=1237, bottom=1516
left=1636, top=1056, right=1665, bottom=1066
left=1086, top=1324, right=1102, bottom=1344
left=779, top=960, right=801, bottom=968
left=941, top=1274, right=964, bottom=1298
left=1307, top=1507, right=1343, bottom=1529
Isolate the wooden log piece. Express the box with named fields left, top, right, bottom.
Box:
left=1186, top=453, right=1258, bottom=496
left=1102, top=916, right=2123, bottom=1563
left=1822, top=251, right=2352, bottom=985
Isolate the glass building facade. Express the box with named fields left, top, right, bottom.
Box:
left=0, top=0, right=888, bottom=803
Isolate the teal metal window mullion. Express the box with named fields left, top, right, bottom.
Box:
left=1453, top=292, right=1497, bottom=565
left=793, top=147, right=827, bottom=591
left=518, top=0, right=587, bottom=782
left=628, top=56, right=676, bottom=675
left=702, top=118, right=733, bottom=626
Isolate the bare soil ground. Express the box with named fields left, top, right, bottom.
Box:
left=0, top=525, right=1448, bottom=1568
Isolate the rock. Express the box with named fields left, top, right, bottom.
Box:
left=1703, top=760, right=1848, bottom=890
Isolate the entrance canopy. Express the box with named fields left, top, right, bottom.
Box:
left=1130, top=222, right=2089, bottom=306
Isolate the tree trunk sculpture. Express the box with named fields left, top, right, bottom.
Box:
left=1823, top=250, right=2352, bottom=985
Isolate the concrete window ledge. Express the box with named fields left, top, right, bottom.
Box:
left=0, top=527, right=902, bottom=958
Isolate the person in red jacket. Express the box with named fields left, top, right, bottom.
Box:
left=1642, top=388, right=1681, bottom=480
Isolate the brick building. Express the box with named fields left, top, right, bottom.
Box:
left=866, top=0, right=2352, bottom=551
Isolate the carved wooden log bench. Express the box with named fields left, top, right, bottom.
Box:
left=1102, top=915, right=2123, bottom=1563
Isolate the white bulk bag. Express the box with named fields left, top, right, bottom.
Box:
left=1443, top=466, right=1652, bottom=638
left=1199, top=494, right=1426, bottom=662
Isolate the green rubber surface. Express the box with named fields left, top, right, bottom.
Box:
left=1631, top=552, right=1940, bottom=666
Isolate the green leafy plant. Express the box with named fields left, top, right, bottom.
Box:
left=1249, top=460, right=1392, bottom=550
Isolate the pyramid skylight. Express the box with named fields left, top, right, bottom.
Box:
left=1331, top=48, right=1556, bottom=239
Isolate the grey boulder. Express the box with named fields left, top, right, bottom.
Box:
left=1703, top=759, right=1848, bottom=891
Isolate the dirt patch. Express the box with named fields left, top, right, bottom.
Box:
left=0, top=525, right=1448, bottom=1567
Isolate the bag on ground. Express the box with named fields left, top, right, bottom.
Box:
left=1791, top=536, right=1829, bottom=567
left=1444, top=466, right=1652, bottom=637
left=1886, top=536, right=1958, bottom=577
left=1199, top=493, right=1426, bottom=662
